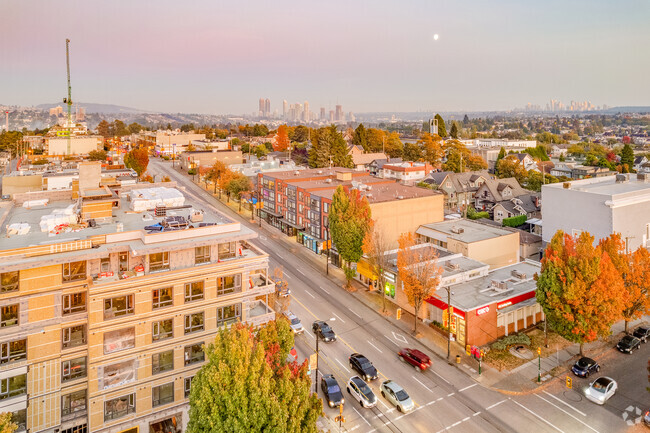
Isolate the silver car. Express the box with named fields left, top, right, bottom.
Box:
left=283, top=311, right=304, bottom=334
left=380, top=380, right=414, bottom=412
left=585, top=376, right=617, bottom=405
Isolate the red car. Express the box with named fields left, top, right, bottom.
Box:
left=398, top=348, right=431, bottom=371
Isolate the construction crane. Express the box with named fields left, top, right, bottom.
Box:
left=63, top=38, right=72, bottom=155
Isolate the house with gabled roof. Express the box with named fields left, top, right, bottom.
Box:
left=474, top=177, right=532, bottom=215
left=422, top=170, right=493, bottom=211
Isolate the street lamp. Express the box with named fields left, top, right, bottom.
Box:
left=444, top=287, right=454, bottom=363
left=172, top=143, right=176, bottom=168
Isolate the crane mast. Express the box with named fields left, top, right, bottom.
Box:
left=63, top=38, right=72, bottom=155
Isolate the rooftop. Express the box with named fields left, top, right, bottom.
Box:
left=262, top=167, right=356, bottom=181
left=543, top=174, right=650, bottom=198
left=310, top=181, right=440, bottom=203
left=417, top=219, right=516, bottom=244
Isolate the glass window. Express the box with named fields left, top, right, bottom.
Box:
left=184, top=281, right=204, bottom=303
left=101, top=359, right=136, bottom=390
left=63, top=261, right=86, bottom=283
left=0, top=374, right=27, bottom=400
left=62, top=325, right=86, bottom=349
left=217, top=275, right=241, bottom=296
left=323, top=202, right=329, bottom=213
left=62, top=389, right=86, bottom=417
left=195, top=246, right=210, bottom=264
left=152, top=319, right=173, bottom=341
left=62, top=357, right=87, bottom=382
left=0, top=272, right=18, bottom=293
left=0, top=304, right=19, bottom=328
left=184, top=376, right=194, bottom=398
left=218, top=242, right=236, bottom=260
left=0, top=339, right=26, bottom=364
left=152, top=382, right=174, bottom=407
left=152, top=287, right=173, bottom=309
left=100, top=257, right=111, bottom=273
left=152, top=350, right=174, bottom=375
left=184, top=313, right=204, bottom=334
left=103, top=328, right=135, bottom=354
left=104, top=295, right=134, bottom=319
left=149, top=252, right=169, bottom=272
left=184, top=344, right=204, bottom=366
left=217, top=303, right=241, bottom=328
left=63, top=293, right=86, bottom=315
left=104, top=394, right=135, bottom=421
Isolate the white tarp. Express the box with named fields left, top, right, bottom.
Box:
left=39, top=204, right=78, bottom=232
left=23, top=199, right=49, bottom=208
left=129, top=187, right=185, bottom=212
left=6, top=223, right=30, bottom=236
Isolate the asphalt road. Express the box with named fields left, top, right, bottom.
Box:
left=149, top=159, right=645, bottom=433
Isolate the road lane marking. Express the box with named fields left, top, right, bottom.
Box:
left=447, top=393, right=455, bottom=397
left=430, top=370, right=451, bottom=384
left=348, top=308, right=362, bottom=318
left=296, top=269, right=305, bottom=276
left=473, top=412, right=481, bottom=416
left=384, top=335, right=400, bottom=347
left=333, top=313, right=346, bottom=323
left=542, top=391, right=587, bottom=417
left=436, top=397, right=443, bottom=401
left=336, top=358, right=351, bottom=373
left=486, top=399, right=507, bottom=410
left=290, top=295, right=318, bottom=319
left=512, top=400, right=565, bottom=433
left=319, top=286, right=330, bottom=294
left=458, top=384, right=477, bottom=392
left=368, top=341, right=383, bottom=353
left=353, top=407, right=371, bottom=426
left=305, top=291, right=315, bottom=299
left=462, top=417, right=470, bottom=422
left=426, top=400, right=437, bottom=406
left=392, top=332, right=408, bottom=344
left=349, top=426, right=359, bottom=432
left=535, top=395, right=599, bottom=433
left=411, top=375, right=433, bottom=392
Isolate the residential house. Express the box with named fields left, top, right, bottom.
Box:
left=509, top=153, right=537, bottom=171
left=474, top=178, right=531, bottom=213
left=381, top=162, right=433, bottom=184
left=422, top=170, right=493, bottom=211
left=351, top=152, right=387, bottom=171
left=368, top=158, right=403, bottom=176
left=634, top=156, right=649, bottom=172
left=491, top=193, right=541, bottom=224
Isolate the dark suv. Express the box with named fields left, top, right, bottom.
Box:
left=321, top=374, right=344, bottom=408
left=633, top=326, right=650, bottom=343
left=617, top=335, right=641, bottom=354
left=349, top=353, right=378, bottom=381
left=312, top=321, right=336, bottom=342
left=398, top=348, right=432, bottom=371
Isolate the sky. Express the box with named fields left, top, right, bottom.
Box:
left=1, top=0, right=649, bottom=115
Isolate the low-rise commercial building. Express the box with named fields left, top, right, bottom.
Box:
left=178, top=150, right=243, bottom=170
left=381, top=162, right=433, bottom=183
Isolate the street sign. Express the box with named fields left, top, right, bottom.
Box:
left=396, top=308, right=402, bottom=320
left=466, top=345, right=471, bottom=356
left=309, top=353, right=317, bottom=371
left=566, top=376, right=572, bottom=389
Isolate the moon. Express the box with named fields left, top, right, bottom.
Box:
left=433, top=34, right=439, bottom=41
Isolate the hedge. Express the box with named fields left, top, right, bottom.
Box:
left=502, top=214, right=527, bottom=227
left=491, top=334, right=531, bottom=351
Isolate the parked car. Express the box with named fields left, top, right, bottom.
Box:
left=380, top=380, right=414, bottom=413
left=585, top=376, right=617, bottom=405
left=633, top=326, right=650, bottom=343
left=398, top=348, right=432, bottom=371
left=284, top=311, right=304, bottom=334
left=321, top=374, right=344, bottom=408
left=346, top=376, right=377, bottom=408
left=643, top=408, right=650, bottom=427
left=617, top=335, right=641, bottom=354
left=571, top=357, right=600, bottom=378
left=349, top=353, right=378, bottom=381
left=312, top=321, right=336, bottom=342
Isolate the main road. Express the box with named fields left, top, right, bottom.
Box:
left=149, top=159, right=641, bottom=433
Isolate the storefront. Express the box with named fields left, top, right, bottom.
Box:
left=149, top=415, right=181, bottom=433
left=299, top=232, right=325, bottom=254
left=260, top=209, right=283, bottom=229
left=280, top=220, right=304, bottom=237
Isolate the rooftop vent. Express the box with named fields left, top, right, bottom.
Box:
left=325, top=178, right=333, bottom=183
left=445, top=262, right=460, bottom=271
left=294, top=171, right=300, bottom=176
left=490, top=280, right=509, bottom=292
left=317, top=170, right=323, bottom=174
left=637, top=173, right=650, bottom=182
left=511, top=270, right=527, bottom=280
left=563, top=182, right=571, bottom=189
left=615, top=174, right=628, bottom=183
left=450, top=227, right=464, bottom=234
left=397, top=195, right=404, bottom=200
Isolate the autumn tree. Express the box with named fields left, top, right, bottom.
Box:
left=205, top=161, right=227, bottom=195
left=362, top=220, right=391, bottom=312
left=330, top=186, right=372, bottom=288
left=353, top=124, right=368, bottom=151
left=384, top=132, right=404, bottom=158
left=226, top=173, right=252, bottom=211
left=0, top=413, right=17, bottom=433
left=187, top=321, right=321, bottom=433
left=434, top=114, right=447, bottom=137
left=124, top=148, right=149, bottom=177
left=397, top=233, right=442, bottom=335
left=417, top=133, right=444, bottom=167
left=496, top=155, right=528, bottom=184
left=536, top=231, right=628, bottom=355
left=274, top=125, right=290, bottom=152
left=366, top=128, right=386, bottom=153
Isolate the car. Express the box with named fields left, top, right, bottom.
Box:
left=284, top=311, right=304, bottom=334
left=312, top=321, right=336, bottom=342
left=346, top=376, right=377, bottom=408
left=349, top=353, right=378, bottom=381
left=398, top=348, right=432, bottom=371
left=617, top=335, right=641, bottom=353
left=380, top=380, right=414, bottom=413
left=585, top=376, right=617, bottom=405
left=571, top=357, right=600, bottom=378
left=320, top=374, right=344, bottom=408
left=633, top=326, right=650, bottom=343
left=644, top=408, right=650, bottom=427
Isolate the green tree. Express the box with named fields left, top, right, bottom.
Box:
left=330, top=186, right=372, bottom=288
left=0, top=412, right=17, bottom=433
left=525, top=171, right=559, bottom=192
left=308, top=126, right=352, bottom=168
left=620, top=144, right=635, bottom=172
left=434, top=114, right=447, bottom=137
left=253, top=124, right=269, bottom=137
left=0, top=131, right=23, bottom=155
left=226, top=173, right=252, bottom=211
left=96, top=120, right=110, bottom=137
left=127, top=122, right=144, bottom=134
left=494, top=147, right=506, bottom=175
left=87, top=149, right=107, bottom=161
left=384, top=132, right=403, bottom=158
left=113, top=119, right=129, bottom=136
left=403, top=142, right=423, bottom=161
left=124, top=148, right=149, bottom=177
left=187, top=321, right=321, bottom=433
left=292, top=125, right=310, bottom=142
left=450, top=121, right=459, bottom=139
left=180, top=123, right=196, bottom=133
left=353, top=123, right=368, bottom=151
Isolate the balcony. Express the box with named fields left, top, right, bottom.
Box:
left=248, top=274, right=274, bottom=296
left=245, top=300, right=274, bottom=328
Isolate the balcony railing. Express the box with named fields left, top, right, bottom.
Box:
left=245, top=300, right=274, bottom=328
left=248, top=274, right=274, bottom=296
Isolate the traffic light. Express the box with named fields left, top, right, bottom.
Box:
left=537, top=347, right=541, bottom=356
left=396, top=308, right=402, bottom=320
left=566, top=376, right=572, bottom=389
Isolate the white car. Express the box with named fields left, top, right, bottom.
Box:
left=585, top=376, right=617, bottom=405
left=346, top=376, right=377, bottom=408
left=380, top=380, right=414, bottom=413
left=283, top=311, right=304, bottom=334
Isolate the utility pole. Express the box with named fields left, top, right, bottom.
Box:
left=624, top=236, right=635, bottom=254
left=4, top=111, right=8, bottom=133
left=258, top=179, right=262, bottom=228
left=446, top=288, right=452, bottom=363
left=314, top=336, right=319, bottom=393
left=64, top=39, right=73, bottom=156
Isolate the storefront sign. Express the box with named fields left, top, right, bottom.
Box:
left=476, top=306, right=490, bottom=316
left=497, top=301, right=512, bottom=309
left=383, top=271, right=396, bottom=283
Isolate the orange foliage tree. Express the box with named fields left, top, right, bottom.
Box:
left=397, top=233, right=443, bottom=335
left=274, top=125, right=290, bottom=152
left=536, top=231, right=628, bottom=355
left=417, top=133, right=444, bottom=167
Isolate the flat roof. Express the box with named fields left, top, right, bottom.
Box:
left=285, top=176, right=388, bottom=191
left=311, top=182, right=439, bottom=203
left=543, top=174, right=650, bottom=198
left=417, top=219, right=515, bottom=244
left=262, top=167, right=355, bottom=180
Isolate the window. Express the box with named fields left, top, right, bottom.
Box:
left=152, top=287, right=173, bottom=309
left=184, top=344, right=204, bottom=366
left=103, top=328, right=135, bottom=354
left=195, top=246, right=210, bottom=264
left=62, top=325, right=87, bottom=349
left=184, top=312, right=204, bottom=334
left=100, top=257, right=111, bottom=273
left=0, top=272, right=18, bottom=293
left=62, top=389, right=86, bottom=417
left=63, top=261, right=86, bottom=283
left=217, top=275, right=241, bottom=296
left=104, top=295, right=134, bottom=319
left=101, top=359, right=136, bottom=389
left=184, top=376, right=194, bottom=398
left=299, top=204, right=304, bottom=212
left=218, top=242, right=236, bottom=260
left=0, top=304, right=18, bottom=328
left=0, top=339, right=26, bottom=364
left=62, top=425, right=88, bottom=433
left=149, top=252, right=169, bottom=272
left=63, top=293, right=86, bottom=315
left=152, top=319, right=173, bottom=341
left=62, top=356, right=87, bottom=382
left=0, top=374, right=26, bottom=401
left=152, top=382, right=174, bottom=407
left=184, top=281, right=204, bottom=303
left=152, top=350, right=174, bottom=374
left=104, top=394, right=135, bottom=421
left=323, top=202, right=329, bottom=213
left=217, top=303, right=241, bottom=328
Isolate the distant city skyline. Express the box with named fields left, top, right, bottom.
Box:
left=2, top=1, right=649, bottom=114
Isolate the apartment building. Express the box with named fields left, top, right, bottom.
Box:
left=0, top=171, right=274, bottom=432
left=381, top=162, right=433, bottom=183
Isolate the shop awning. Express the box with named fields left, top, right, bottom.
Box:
left=357, top=259, right=378, bottom=280
left=282, top=220, right=305, bottom=230
left=263, top=209, right=283, bottom=217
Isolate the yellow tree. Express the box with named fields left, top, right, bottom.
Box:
left=362, top=220, right=391, bottom=312
left=397, top=233, right=443, bottom=335
left=274, top=125, right=290, bottom=152
left=0, top=413, right=17, bottom=433
left=417, top=133, right=444, bottom=167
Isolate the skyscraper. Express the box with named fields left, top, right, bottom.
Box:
left=320, top=107, right=326, bottom=120
left=303, top=101, right=310, bottom=122
left=259, top=98, right=265, bottom=117
left=283, top=100, right=288, bottom=120
left=335, top=105, right=343, bottom=122
left=264, top=99, right=271, bottom=117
